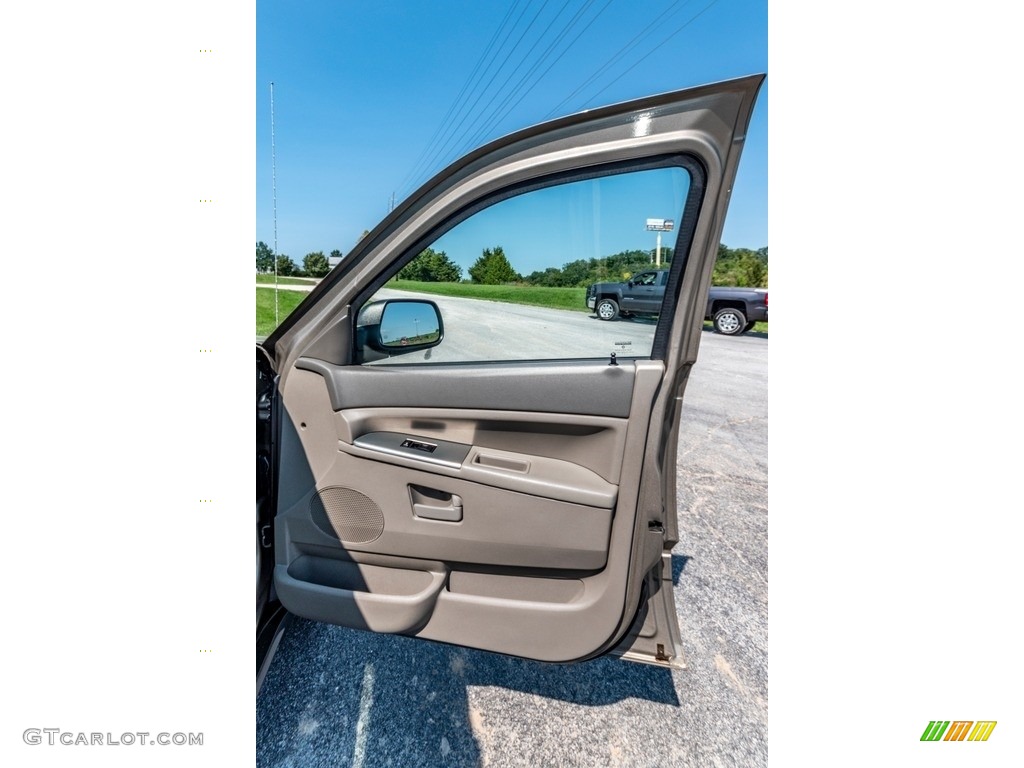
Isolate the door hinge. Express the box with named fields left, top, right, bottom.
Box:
left=260, top=525, right=273, bottom=549
left=656, top=643, right=670, bottom=662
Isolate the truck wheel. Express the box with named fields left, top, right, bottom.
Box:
left=713, top=307, right=746, bottom=335
left=596, top=298, right=619, bottom=321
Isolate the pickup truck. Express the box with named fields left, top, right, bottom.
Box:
left=585, top=268, right=768, bottom=335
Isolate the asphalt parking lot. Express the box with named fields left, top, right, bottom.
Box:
left=257, top=329, right=768, bottom=767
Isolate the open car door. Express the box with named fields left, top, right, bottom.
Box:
left=259, top=75, right=763, bottom=669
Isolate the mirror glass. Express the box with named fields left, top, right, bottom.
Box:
left=379, top=301, right=441, bottom=348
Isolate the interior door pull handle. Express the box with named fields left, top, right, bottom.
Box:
left=412, top=492, right=463, bottom=522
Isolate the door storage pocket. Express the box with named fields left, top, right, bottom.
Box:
left=276, top=556, right=446, bottom=633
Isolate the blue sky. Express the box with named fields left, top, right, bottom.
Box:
left=433, top=167, right=689, bottom=276
left=256, top=0, right=767, bottom=264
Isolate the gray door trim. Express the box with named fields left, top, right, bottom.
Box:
left=296, top=357, right=637, bottom=418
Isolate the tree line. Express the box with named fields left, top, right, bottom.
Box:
left=394, top=243, right=767, bottom=287
left=257, top=241, right=768, bottom=287
left=256, top=241, right=340, bottom=278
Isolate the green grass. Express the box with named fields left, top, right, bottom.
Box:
left=256, top=274, right=320, bottom=286
left=391, top=280, right=587, bottom=312
left=256, top=287, right=308, bottom=336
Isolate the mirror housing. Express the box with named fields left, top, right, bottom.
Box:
left=356, top=299, right=444, bottom=362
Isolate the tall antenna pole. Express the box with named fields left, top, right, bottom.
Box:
left=271, top=82, right=279, bottom=325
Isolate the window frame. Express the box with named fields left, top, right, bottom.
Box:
left=350, top=153, right=707, bottom=366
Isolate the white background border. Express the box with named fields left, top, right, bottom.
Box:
left=1, top=1, right=1021, bottom=765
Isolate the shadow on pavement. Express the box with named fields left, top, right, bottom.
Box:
left=588, top=314, right=659, bottom=325
left=699, top=326, right=768, bottom=339
left=257, top=617, right=681, bottom=768
left=672, top=554, right=691, bottom=586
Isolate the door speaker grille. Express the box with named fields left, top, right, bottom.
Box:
left=310, top=487, right=384, bottom=544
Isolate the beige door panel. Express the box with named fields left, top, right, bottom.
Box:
left=279, top=451, right=614, bottom=570
left=340, top=437, right=617, bottom=508
left=277, top=556, right=447, bottom=633
left=281, top=366, right=628, bottom=506
left=278, top=367, right=619, bottom=569
left=274, top=359, right=665, bottom=661
left=334, top=406, right=628, bottom=483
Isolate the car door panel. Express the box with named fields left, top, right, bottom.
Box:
left=332, top=407, right=628, bottom=484
left=273, top=357, right=664, bottom=661
left=264, top=75, right=764, bottom=666
left=281, top=435, right=616, bottom=571
left=637, top=285, right=662, bottom=313
left=341, top=437, right=618, bottom=509
left=275, top=362, right=652, bottom=569
left=296, top=358, right=638, bottom=418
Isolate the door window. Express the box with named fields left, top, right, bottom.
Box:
left=359, top=165, right=691, bottom=365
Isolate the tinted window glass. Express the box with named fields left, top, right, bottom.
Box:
left=360, top=166, right=690, bottom=365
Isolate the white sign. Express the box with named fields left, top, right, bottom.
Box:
left=645, top=218, right=675, bottom=231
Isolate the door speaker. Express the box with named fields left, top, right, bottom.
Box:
left=310, top=486, right=384, bottom=544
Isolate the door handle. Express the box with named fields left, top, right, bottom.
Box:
left=410, top=485, right=463, bottom=522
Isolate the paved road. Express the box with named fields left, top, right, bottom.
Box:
left=367, top=288, right=659, bottom=363
left=257, top=327, right=768, bottom=767
left=258, top=282, right=660, bottom=362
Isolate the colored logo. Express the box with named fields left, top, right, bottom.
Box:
left=921, top=721, right=997, bottom=742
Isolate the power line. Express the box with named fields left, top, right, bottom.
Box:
left=459, top=0, right=616, bottom=157
left=396, top=0, right=525, bottom=197
left=437, top=0, right=539, bottom=142
left=410, top=0, right=612, bottom=193
left=439, top=0, right=579, bottom=164
left=581, top=0, right=724, bottom=109
left=543, top=0, right=693, bottom=120
left=424, top=0, right=554, bottom=182
left=398, top=0, right=726, bottom=203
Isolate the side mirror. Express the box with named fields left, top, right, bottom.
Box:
left=357, top=299, right=444, bottom=362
